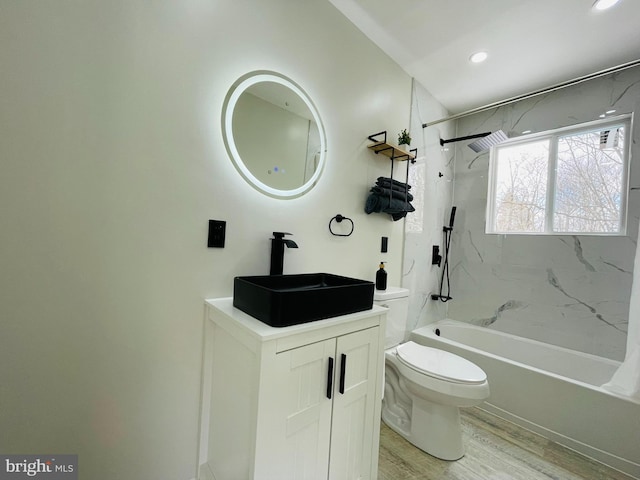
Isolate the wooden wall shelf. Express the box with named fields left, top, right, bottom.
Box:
left=367, top=131, right=417, bottom=162
left=365, top=131, right=416, bottom=217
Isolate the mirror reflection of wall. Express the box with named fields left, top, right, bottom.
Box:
left=222, top=72, right=326, bottom=199
left=234, top=89, right=311, bottom=190
left=305, top=122, right=321, bottom=184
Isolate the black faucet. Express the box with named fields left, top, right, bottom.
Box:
left=270, top=232, right=298, bottom=275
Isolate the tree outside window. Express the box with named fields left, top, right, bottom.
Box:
left=487, top=116, right=630, bottom=235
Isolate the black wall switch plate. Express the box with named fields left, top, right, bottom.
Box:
left=208, top=220, right=226, bottom=248
left=381, top=236, right=388, bottom=253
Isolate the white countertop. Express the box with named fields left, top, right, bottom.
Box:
left=205, top=297, right=387, bottom=342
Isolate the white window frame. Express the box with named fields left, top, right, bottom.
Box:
left=486, top=114, right=632, bottom=236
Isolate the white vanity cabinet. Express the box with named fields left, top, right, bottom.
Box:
left=198, top=298, right=387, bottom=480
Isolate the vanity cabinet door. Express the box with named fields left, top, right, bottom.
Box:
left=264, top=338, right=337, bottom=480
left=328, top=327, right=380, bottom=480
left=255, top=326, right=381, bottom=480
left=201, top=301, right=385, bottom=480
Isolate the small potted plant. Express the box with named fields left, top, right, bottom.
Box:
left=398, top=129, right=411, bottom=152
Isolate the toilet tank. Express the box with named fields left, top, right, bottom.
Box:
left=373, top=287, right=410, bottom=349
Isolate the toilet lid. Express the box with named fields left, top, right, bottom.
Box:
left=396, top=341, right=487, bottom=384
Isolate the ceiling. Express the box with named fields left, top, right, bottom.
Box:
left=329, top=0, right=640, bottom=115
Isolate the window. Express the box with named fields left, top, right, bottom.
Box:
left=486, top=115, right=631, bottom=235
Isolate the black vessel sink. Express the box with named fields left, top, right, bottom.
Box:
left=233, top=273, right=375, bottom=327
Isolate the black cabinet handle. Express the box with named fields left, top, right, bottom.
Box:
left=327, top=357, right=334, bottom=399
left=339, top=353, right=347, bottom=394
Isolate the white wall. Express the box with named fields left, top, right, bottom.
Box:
left=0, top=2, right=418, bottom=478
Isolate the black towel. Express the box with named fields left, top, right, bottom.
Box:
left=370, top=186, right=414, bottom=202
left=376, top=176, right=411, bottom=191
left=365, top=192, right=415, bottom=221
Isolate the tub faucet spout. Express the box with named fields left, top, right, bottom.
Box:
left=270, top=232, right=298, bottom=275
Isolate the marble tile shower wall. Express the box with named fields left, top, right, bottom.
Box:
left=448, top=67, right=640, bottom=361
left=402, top=81, right=455, bottom=336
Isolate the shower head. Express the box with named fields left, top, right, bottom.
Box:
left=468, top=130, right=509, bottom=153
left=439, top=130, right=509, bottom=153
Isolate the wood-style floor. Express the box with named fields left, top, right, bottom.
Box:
left=378, top=407, right=636, bottom=480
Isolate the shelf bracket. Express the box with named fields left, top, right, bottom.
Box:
left=366, top=131, right=417, bottom=213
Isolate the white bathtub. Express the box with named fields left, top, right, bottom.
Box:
left=411, top=319, right=640, bottom=478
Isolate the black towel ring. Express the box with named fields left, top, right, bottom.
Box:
left=329, top=214, right=354, bottom=237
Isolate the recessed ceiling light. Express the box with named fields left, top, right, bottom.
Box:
left=469, top=51, right=488, bottom=63
left=593, top=0, right=621, bottom=11
left=606, top=109, right=616, bottom=114
left=522, top=130, right=532, bottom=134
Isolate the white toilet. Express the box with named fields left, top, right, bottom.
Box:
left=375, top=287, right=489, bottom=461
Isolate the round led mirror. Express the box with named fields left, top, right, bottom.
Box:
left=222, top=71, right=327, bottom=198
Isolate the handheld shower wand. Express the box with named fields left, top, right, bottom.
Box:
left=432, top=206, right=456, bottom=302
left=446, top=206, right=457, bottom=230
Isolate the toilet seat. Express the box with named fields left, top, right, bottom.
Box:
left=396, top=341, right=487, bottom=385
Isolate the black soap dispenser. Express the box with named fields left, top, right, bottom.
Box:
left=375, top=262, right=387, bottom=291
